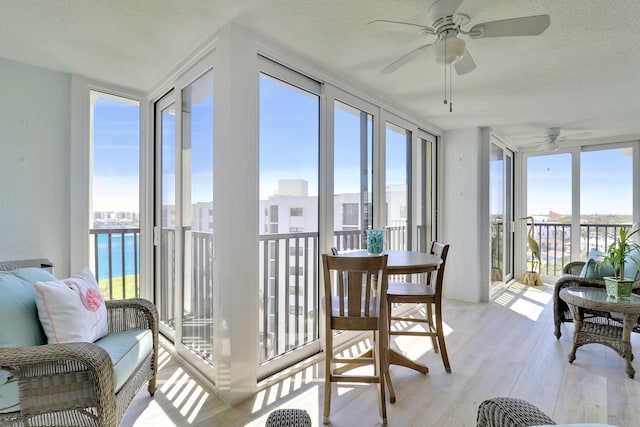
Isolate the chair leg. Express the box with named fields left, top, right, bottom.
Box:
left=435, top=305, right=451, bottom=373
left=323, top=333, right=332, bottom=424
left=426, top=303, right=438, bottom=352
left=375, top=329, right=387, bottom=426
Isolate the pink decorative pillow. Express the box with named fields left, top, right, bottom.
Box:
left=34, top=268, right=108, bottom=344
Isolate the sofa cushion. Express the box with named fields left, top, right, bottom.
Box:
left=94, top=329, right=153, bottom=392
left=0, top=371, right=18, bottom=414
left=580, top=249, right=615, bottom=280
left=0, top=268, right=55, bottom=349
left=34, top=268, right=108, bottom=344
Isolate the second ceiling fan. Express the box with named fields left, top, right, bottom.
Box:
left=370, top=0, right=551, bottom=75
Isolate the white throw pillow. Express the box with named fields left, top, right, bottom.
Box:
left=34, top=268, right=108, bottom=344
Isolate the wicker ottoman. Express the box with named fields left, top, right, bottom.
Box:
left=477, top=397, right=556, bottom=427
left=265, top=409, right=312, bottom=427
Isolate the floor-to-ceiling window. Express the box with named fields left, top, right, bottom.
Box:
left=385, top=122, right=411, bottom=250
left=154, top=91, right=177, bottom=339
left=526, top=153, right=572, bottom=277
left=89, top=90, right=141, bottom=300
left=145, top=25, right=439, bottom=400
left=524, top=143, right=638, bottom=278
left=490, top=141, right=514, bottom=287
left=153, top=54, right=216, bottom=380
left=333, top=99, right=374, bottom=250
left=180, top=68, right=215, bottom=367
left=258, top=60, right=321, bottom=378
left=415, top=131, right=437, bottom=252
left=580, top=147, right=634, bottom=254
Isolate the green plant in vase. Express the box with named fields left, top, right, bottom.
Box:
left=599, top=227, right=640, bottom=298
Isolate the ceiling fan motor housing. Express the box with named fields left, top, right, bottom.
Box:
left=433, top=34, right=466, bottom=64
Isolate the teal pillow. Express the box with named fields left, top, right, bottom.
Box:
left=580, top=249, right=615, bottom=280
left=0, top=268, right=55, bottom=348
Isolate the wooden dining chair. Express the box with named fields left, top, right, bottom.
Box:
left=387, top=241, right=451, bottom=373
left=322, top=253, right=389, bottom=426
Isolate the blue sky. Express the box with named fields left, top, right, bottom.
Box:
left=94, top=88, right=633, bottom=218
left=92, top=96, right=140, bottom=212
left=527, top=148, right=633, bottom=216
left=259, top=75, right=319, bottom=199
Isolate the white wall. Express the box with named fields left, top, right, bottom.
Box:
left=0, top=58, right=71, bottom=276
left=441, top=127, right=491, bottom=303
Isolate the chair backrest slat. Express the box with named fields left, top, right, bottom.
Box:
left=347, top=271, right=363, bottom=316
left=322, top=254, right=388, bottom=320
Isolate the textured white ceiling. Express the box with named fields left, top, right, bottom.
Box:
left=2, top=0, right=639, bottom=147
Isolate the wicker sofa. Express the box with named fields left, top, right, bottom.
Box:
left=553, top=254, right=640, bottom=339
left=0, top=267, right=158, bottom=427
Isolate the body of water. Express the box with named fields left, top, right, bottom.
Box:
left=96, top=233, right=139, bottom=281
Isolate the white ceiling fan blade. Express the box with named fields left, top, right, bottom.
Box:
left=381, top=44, right=432, bottom=74
left=469, top=15, right=550, bottom=39
left=457, top=0, right=499, bottom=20
left=428, top=0, right=464, bottom=21
left=558, top=131, right=593, bottom=141
left=367, top=20, right=434, bottom=36
left=454, top=48, right=476, bottom=75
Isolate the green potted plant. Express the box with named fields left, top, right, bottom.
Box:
left=599, top=227, right=640, bottom=298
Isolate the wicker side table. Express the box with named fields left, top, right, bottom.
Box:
left=559, top=287, right=640, bottom=378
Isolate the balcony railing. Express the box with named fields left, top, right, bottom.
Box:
left=97, top=223, right=634, bottom=366
left=512, top=222, right=633, bottom=277
left=259, top=232, right=319, bottom=363
left=90, top=228, right=140, bottom=300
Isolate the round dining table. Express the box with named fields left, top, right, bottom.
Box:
left=338, top=249, right=442, bottom=275
left=334, top=249, right=442, bottom=403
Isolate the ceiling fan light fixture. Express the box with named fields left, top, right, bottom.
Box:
left=433, top=35, right=465, bottom=65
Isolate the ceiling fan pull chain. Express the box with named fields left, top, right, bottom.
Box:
left=450, top=61, right=453, bottom=112
left=443, top=35, right=448, bottom=107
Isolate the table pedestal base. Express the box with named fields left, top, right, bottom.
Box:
left=332, top=348, right=428, bottom=403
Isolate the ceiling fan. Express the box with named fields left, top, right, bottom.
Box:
left=532, top=127, right=593, bottom=152
left=369, top=0, right=551, bottom=75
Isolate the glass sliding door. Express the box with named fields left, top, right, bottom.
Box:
left=385, top=122, right=411, bottom=250
left=258, top=62, right=320, bottom=378
left=504, top=150, right=514, bottom=281
left=490, top=142, right=514, bottom=287
left=333, top=100, right=374, bottom=250
left=180, top=68, right=215, bottom=365
left=415, top=132, right=436, bottom=252
left=154, top=91, right=177, bottom=339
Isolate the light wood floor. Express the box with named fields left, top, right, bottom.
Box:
left=121, top=282, right=640, bottom=427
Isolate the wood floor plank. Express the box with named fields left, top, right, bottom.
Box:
left=122, top=283, right=640, bottom=426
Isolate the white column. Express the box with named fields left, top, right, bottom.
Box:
left=441, top=127, right=491, bottom=303
left=212, top=22, right=260, bottom=404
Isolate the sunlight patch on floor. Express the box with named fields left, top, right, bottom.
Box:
left=493, top=282, right=551, bottom=321
left=187, top=390, right=210, bottom=424
left=509, top=298, right=545, bottom=320
left=252, top=365, right=319, bottom=413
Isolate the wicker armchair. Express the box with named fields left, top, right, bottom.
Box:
left=553, top=261, right=640, bottom=339
left=0, top=298, right=158, bottom=427
left=477, top=397, right=556, bottom=427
